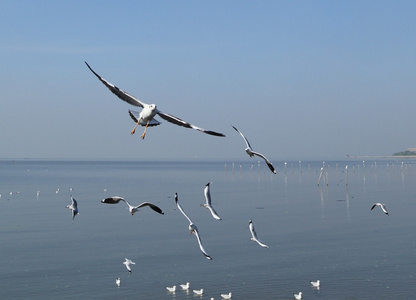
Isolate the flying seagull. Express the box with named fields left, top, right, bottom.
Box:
left=101, top=196, right=164, bottom=215
left=371, top=203, right=389, bottom=216
left=174, top=193, right=212, bottom=260
left=231, top=125, right=276, bottom=174
left=249, top=219, right=269, bottom=248
left=202, top=182, right=221, bottom=220
left=123, top=258, right=135, bottom=273
left=85, top=62, right=225, bottom=139
left=66, top=195, right=78, bottom=222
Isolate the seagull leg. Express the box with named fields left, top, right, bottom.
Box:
left=141, top=122, right=150, bottom=139
left=130, top=121, right=141, bottom=135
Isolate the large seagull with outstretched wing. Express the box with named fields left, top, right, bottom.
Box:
left=85, top=62, right=225, bottom=139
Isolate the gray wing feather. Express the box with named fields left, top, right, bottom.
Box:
left=85, top=62, right=146, bottom=108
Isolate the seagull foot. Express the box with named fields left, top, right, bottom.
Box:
left=130, top=129, right=136, bottom=135
left=141, top=133, right=146, bottom=139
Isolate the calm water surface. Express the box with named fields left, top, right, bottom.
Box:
left=0, top=159, right=415, bottom=299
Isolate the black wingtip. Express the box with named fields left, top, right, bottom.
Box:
left=204, top=130, right=226, bottom=137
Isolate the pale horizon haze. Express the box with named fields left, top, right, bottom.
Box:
left=1, top=1, right=415, bottom=161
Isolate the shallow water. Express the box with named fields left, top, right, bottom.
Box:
left=0, top=159, right=415, bottom=299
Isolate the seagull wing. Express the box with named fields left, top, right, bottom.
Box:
left=251, top=150, right=276, bottom=174
left=204, top=183, right=221, bottom=220
left=370, top=203, right=380, bottom=210
left=192, top=225, right=212, bottom=260
left=207, top=206, right=222, bottom=220
left=249, top=220, right=269, bottom=248
left=204, top=182, right=212, bottom=206
left=136, top=202, right=164, bottom=215
left=85, top=62, right=147, bottom=108
left=101, top=196, right=124, bottom=204
left=231, top=125, right=253, bottom=150
left=174, top=193, right=193, bottom=224
left=157, top=111, right=225, bottom=137
left=380, top=204, right=389, bottom=215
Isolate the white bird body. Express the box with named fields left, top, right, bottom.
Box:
left=249, top=219, right=269, bottom=248
left=101, top=196, right=164, bottom=215
left=66, top=195, right=79, bottom=222
left=123, top=258, right=135, bottom=273
left=193, top=289, right=204, bottom=295
left=180, top=282, right=190, bottom=290
left=166, top=285, right=176, bottom=292
left=371, top=202, right=389, bottom=216
left=203, top=182, right=222, bottom=220
left=231, top=125, right=276, bottom=174
left=294, top=292, right=302, bottom=299
left=85, top=62, right=225, bottom=139
left=310, top=280, right=320, bottom=287
left=115, top=277, right=121, bottom=287
left=221, top=292, right=232, bottom=299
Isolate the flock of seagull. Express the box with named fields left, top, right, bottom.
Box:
left=165, top=282, right=232, bottom=300
left=62, top=62, right=393, bottom=299
left=81, top=62, right=280, bottom=299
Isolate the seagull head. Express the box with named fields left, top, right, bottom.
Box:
left=245, top=148, right=254, bottom=157
left=189, top=223, right=196, bottom=235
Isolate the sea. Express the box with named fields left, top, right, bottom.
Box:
left=0, top=158, right=415, bottom=299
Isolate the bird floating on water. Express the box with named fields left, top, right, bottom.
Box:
left=85, top=62, right=225, bottom=139
left=221, top=292, right=232, bottom=299
left=249, top=219, right=269, bottom=248
left=310, top=279, right=320, bottom=288
left=371, top=203, right=389, bottom=216
left=202, top=182, right=222, bottom=220
left=101, top=196, right=164, bottom=216
left=193, top=289, right=204, bottom=295
left=66, top=195, right=78, bottom=223
left=166, top=285, right=176, bottom=292
left=180, top=282, right=190, bottom=290
left=175, top=193, right=212, bottom=260
left=115, top=277, right=121, bottom=287
left=231, top=125, right=276, bottom=174
left=294, top=291, right=302, bottom=299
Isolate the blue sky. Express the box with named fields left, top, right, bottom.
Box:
left=1, top=1, right=415, bottom=161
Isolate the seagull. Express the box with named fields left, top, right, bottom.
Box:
left=123, top=258, right=135, bottom=273
left=175, top=193, right=212, bottom=260
left=101, top=196, right=164, bottom=215
left=294, top=292, right=302, bottom=299
left=66, top=195, right=79, bottom=222
left=166, top=285, right=176, bottom=292
left=193, top=289, right=204, bottom=295
left=231, top=125, right=276, bottom=174
left=180, top=282, right=190, bottom=290
left=221, top=292, right=232, bottom=299
left=85, top=62, right=225, bottom=139
left=249, top=219, right=269, bottom=248
left=202, top=182, right=222, bottom=220
left=371, top=203, right=389, bottom=216
left=310, top=280, right=320, bottom=288
left=115, top=277, right=121, bottom=287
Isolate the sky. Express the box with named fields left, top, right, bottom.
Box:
left=1, top=0, right=415, bottom=161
